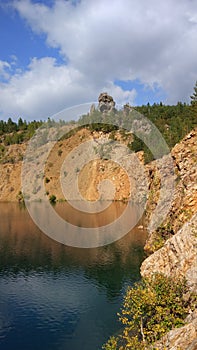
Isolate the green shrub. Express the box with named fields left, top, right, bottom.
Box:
left=49, top=194, right=56, bottom=204
left=103, top=274, right=196, bottom=350
left=17, top=191, right=24, bottom=203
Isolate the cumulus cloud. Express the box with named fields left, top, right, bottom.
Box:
left=0, top=0, right=197, bottom=119
left=0, top=57, right=94, bottom=119
left=0, top=56, right=134, bottom=120
left=0, top=60, right=11, bottom=80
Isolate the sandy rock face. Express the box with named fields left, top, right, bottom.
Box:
left=141, top=129, right=197, bottom=350
left=170, top=129, right=197, bottom=232
left=141, top=214, right=197, bottom=288
left=144, top=127, right=197, bottom=253
left=141, top=214, right=197, bottom=350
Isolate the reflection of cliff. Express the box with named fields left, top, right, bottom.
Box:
left=0, top=203, right=147, bottom=297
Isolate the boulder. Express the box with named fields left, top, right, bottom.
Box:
left=98, top=92, right=115, bottom=113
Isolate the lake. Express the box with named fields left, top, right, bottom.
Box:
left=0, top=202, right=147, bottom=350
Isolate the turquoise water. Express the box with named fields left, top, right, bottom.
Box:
left=0, top=202, right=147, bottom=350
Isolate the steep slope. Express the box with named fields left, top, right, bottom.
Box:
left=140, top=129, right=197, bottom=350
left=140, top=214, right=197, bottom=350
left=144, top=127, right=197, bottom=253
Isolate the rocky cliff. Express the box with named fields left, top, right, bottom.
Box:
left=141, top=165, right=197, bottom=350
left=144, top=127, right=197, bottom=253
left=141, top=128, right=197, bottom=350
left=0, top=127, right=137, bottom=203
left=141, top=214, right=197, bottom=289
left=141, top=214, right=197, bottom=350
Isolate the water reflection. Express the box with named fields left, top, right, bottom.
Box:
left=24, top=200, right=144, bottom=248
left=0, top=202, right=147, bottom=350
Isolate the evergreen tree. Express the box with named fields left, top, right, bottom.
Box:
left=7, top=117, right=17, bottom=132
left=17, top=117, right=24, bottom=130
left=190, top=81, right=197, bottom=120
left=190, top=81, right=197, bottom=105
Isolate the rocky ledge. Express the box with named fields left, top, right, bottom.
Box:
left=141, top=214, right=197, bottom=349
left=141, top=214, right=197, bottom=289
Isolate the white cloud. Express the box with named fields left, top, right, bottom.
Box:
left=0, top=60, right=11, bottom=80
left=0, top=56, right=133, bottom=120
left=0, top=57, right=90, bottom=119
left=0, top=0, right=197, bottom=119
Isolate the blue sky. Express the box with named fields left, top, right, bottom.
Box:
left=0, top=0, right=197, bottom=120
left=0, top=3, right=62, bottom=69
left=115, top=79, right=166, bottom=106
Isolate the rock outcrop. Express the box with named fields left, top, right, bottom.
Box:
left=141, top=213, right=197, bottom=289
left=144, top=127, right=197, bottom=253
left=98, top=92, right=116, bottom=113
left=123, top=103, right=133, bottom=116
left=141, top=214, right=197, bottom=350
left=141, top=128, right=197, bottom=349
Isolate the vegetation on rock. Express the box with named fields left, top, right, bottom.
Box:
left=79, top=101, right=196, bottom=163
left=49, top=194, right=56, bottom=204
left=103, top=274, right=196, bottom=350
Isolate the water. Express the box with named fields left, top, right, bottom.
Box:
left=0, top=202, right=147, bottom=350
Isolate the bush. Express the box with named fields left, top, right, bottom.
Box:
left=58, top=149, right=63, bottom=156
left=103, top=274, right=196, bottom=350
left=49, top=194, right=56, bottom=204
left=17, top=191, right=24, bottom=203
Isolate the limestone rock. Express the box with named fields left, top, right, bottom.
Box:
left=123, top=103, right=133, bottom=116
left=90, top=103, right=96, bottom=115
left=142, top=214, right=197, bottom=349
left=141, top=213, right=197, bottom=289
left=144, top=127, right=197, bottom=253
left=141, top=128, right=197, bottom=350
left=98, top=92, right=115, bottom=113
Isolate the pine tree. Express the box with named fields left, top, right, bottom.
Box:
left=190, top=81, right=197, bottom=105
left=190, top=81, right=197, bottom=119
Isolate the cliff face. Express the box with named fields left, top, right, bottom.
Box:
left=141, top=216, right=197, bottom=350
left=144, top=128, right=197, bottom=253
left=0, top=143, right=25, bottom=201
left=1, top=126, right=196, bottom=220
left=141, top=213, right=197, bottom=288
left=0, top=128, right=139, bottom=203
left=169, top=129, right=197, bottom=232
left=141, top=128, right=197, bottom=350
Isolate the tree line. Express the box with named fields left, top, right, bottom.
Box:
left=0, top=81, right=196, bottom=155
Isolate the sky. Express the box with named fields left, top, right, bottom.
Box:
left=0, top=0, right=197, bottom=121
